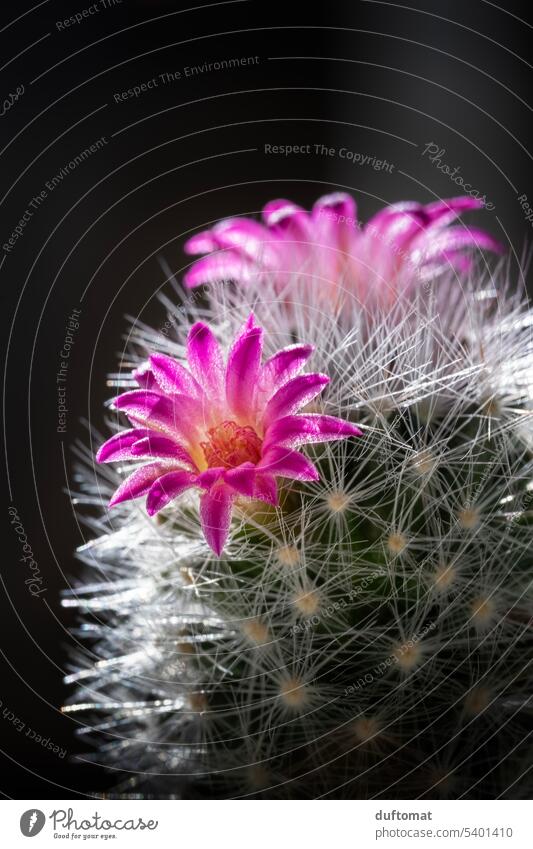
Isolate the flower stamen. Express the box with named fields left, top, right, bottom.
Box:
left=200, top=420, right=262, bottom=469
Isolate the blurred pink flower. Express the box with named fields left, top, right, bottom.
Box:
left=183, top=193, right=502, bottom=297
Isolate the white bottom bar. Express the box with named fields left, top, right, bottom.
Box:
left=4, top=799, right=532, bottom=848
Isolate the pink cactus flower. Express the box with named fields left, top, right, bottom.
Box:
left=183, top=193, right=502, bottom=297
left=97, top=314, right=361, bottom=555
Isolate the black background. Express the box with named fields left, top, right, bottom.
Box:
left=1, top=0, right=532, bottom=799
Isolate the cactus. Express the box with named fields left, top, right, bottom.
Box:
left=64, top=195, right=533, bottom=798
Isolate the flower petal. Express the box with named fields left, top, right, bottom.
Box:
left=96, top=428, right=151, bottom=463
left=415, top=226, right=504, bottom=261
left=146, top=470, right=197, bottom=515
left=312, top=192, right=356, bottom=224
left=131, top=435, right=196, bottom=467
left=263, top=373, right=330, bottom=426
left=258, top=446, right=319, bottom=481
left=187, top=321, right=225, bottom=401
left=225, top=314, right=263, bottom=419
left=200, top=485, right=234, bottom=556
left=211, top=218, right=278, bottom=265
left=108, top=462, right=172, bottom=508
left=113, top=390, right=200, bottom=442
left=253, top=473, right=278, bottom=505
left=149, top=353, right=204, bottom=398
left=224, top=462, right=256, bottom=497
left=262, top=199, right=309, bottom=235
left=256, top=344, right=314, bottom=411
left=197, top=467, right=226, bottom=488
left=184, top=230, right=220, bottom=254
left=425, top=196, right=485, bottom=227
left=183, top=252, right=254, bottom=288
left=264, top=414, right=362, bottom=450
left=133, top=364, right=161, bottom=393
left=312, top=192, right=359, bottom=254
left=365, top=201, right=426, bottom=237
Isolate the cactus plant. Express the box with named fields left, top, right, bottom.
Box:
left=64, top=194, right=533, bottom=798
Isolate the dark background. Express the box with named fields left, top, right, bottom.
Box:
left=1, top=0, right=532, bottom=798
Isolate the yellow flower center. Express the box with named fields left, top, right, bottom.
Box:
left=200, top=420, right=262, bottom=469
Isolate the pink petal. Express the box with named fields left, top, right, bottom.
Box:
left=96, top=428, right=150, bottom=463
left=149, top=353, right=204, bottom=398
left=253, top=473, right=278, bottom=505
left=224, top=462, right=256, bottom=497
left=133, top=364, right=161, bottom=393
left=311, top=193, right=359, bottom=258
left=263, top=373, right=330, bottom=426
left=131, top=435, right=196, bottom=468
left=184, top=231, right=220, bottom=254
left=415, top=226, right=504, bottom=260
left=264, top=414, right=362, bottom=450
left=108, top=462, right=171, bottom=508
left=262, top=200, right=310, bottom=239
left=312, top=192, right=357, bottom=224
left=211, top=218, right=278, bottom=265
left=225, top=314, right=263, bottom=419
left=113, top=390, right=200, bottom=442
left=183, top=253, right=254, bottom=288
left=113, top=389, right=170, bottom=421
left=258, top=446, right=319, bottom=481
left=425, top=196, right=484, bottom=227
left=364, top=209, right=433, bottom=264
left=262, top=201, right=317, bottom=274
left=365, top=201, right=424, bottom=235
left=197, top=467, right=226, bottom=488
left=146, top=470, right=197, bottom=515
left=200, top=485, right=234, bottom=556
left=187, top=321, right=225, bottom=401
left=256, top=344, right=314, bottom=409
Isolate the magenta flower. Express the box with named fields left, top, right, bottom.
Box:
left=97, top=315, right=361, bottom=555
left=183, top=193, right=502, bottom=294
